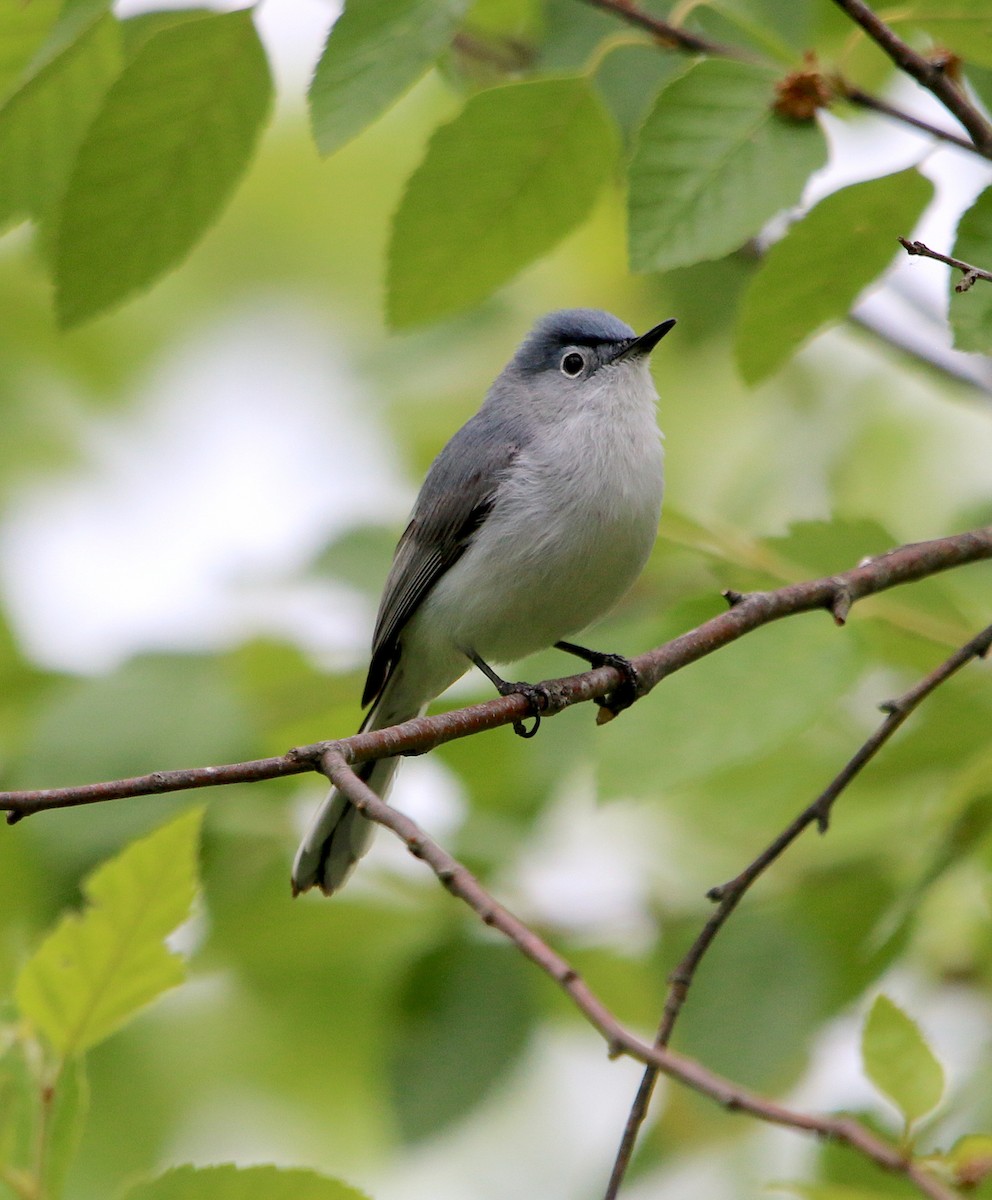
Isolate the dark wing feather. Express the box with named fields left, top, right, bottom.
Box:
left=361, top=413, right=521, bottom=709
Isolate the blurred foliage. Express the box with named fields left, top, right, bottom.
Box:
left=0, top=1, right=990, bottom=1199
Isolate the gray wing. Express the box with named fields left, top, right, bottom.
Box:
left=361, top=413, right=521, bottom=709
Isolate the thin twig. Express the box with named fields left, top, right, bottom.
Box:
left=830, top=0, right=992, bottom=152
left=849, top=305, right=992, bottom=400
left=452, top=30, right=533, bottom=72
left=900, top=237, right=992, bottom=293
left=2, top=526, right=990, bottom=821
left=603, top=621, right=992, bottom=1198
left=321, top=749, right=961, bottom=1200
left=841, top=84, right=985, bottom=158
left=578, top=0, right=750, bottom=60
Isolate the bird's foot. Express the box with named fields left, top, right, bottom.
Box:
left=591, top=653, right=642, bottom=725
left=494, top=679, right=551, bottom=739
left=554, top=641, right=642, bottom=724
left=471, top=652, right=550, bottom=738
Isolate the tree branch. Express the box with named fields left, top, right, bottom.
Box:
left=839, top=84, right=983, bottom=156
left=1, top=531, right=989, bottom=1196
left=576, top=0, right=992, bottom=161
left=603, top=620, right=992, bottom=1199
left=578, top=0, right=750, bottom=60
left=849, top=304, right=992, bottom=401
left=2, top=526, right=991, bottom=821
left=321, top=748, right=961, bottom=1200
left=830, top=0, right=992, bottom=153
left=899, top=237, right=992, bottom=293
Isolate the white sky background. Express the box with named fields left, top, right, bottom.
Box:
left=0, top=301, right=410, bottom=672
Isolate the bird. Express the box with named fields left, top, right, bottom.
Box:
left=292, top=308, right=675, bottom=897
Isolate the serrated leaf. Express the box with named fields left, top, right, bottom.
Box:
left=389, top=937, right=536, bottom=1141
left=628, top=58, right=827, bottom=272
left=736, top=170, right=934, bottom=383
left=949, top=185, right=992, bottom=353
left=387, top=77, right=616, bottom=327
left=52, top=10, right=273, bottom=327
left=309, top=0, right=470, bottom=156
left=121, top=1164, right=372, bottom=1200
left=862, top=994, right=945, bottom=1126
left=0, top=16, right=121, bottom=231
left=15, top=809, right=203, bottom=1056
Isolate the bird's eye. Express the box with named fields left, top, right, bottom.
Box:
left=560, top=351, right=585, bottom=377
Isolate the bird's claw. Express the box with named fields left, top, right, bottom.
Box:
left=498, top=680, right=550, bottom=739
left=592, top=653, right=642, bottom=723
left=513, top=714, right=541, bottom=738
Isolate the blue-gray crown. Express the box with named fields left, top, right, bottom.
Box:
left=513, top=308, right=636, bottom=373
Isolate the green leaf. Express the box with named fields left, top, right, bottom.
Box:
left=914, top=785, right=992, bottom=899
left=389, top=936, right=536, bottom=1140
left=21, top=654, right=254, bottom=796
left=669, top=904, right=825, bottom=1092
left=19, top=0, right=112, bottom=79
left=949, top=185, right=992, bottom=353
left=52, top=10, right=273, bottom=327
left=311, top=523, right=401, bottom=596
left=963, top=62, right=992, bottom=120
left=736, top=170, right=934, bottom=383
left=690, top=0, right=811, bottom=64
left=0, top=16, right=121, bottom=231
left=862, top=994, right=945, bottom=1126
left=628, top=58, right=827, bottom=272
left=772, top=1185, right=901, bottom=1200
left=763, top=517, right=901, bottom=577
left=593, top=43, right=683, bottom=145
left=309, top=0, right=470, bottom=156
left=118, top=7, right=215, bottom=57
left=0, top=1030, right=34, bottom=1184
left=907, top=3, right=992, bottom=69
left=15, top=809, right=203, bottom=1056
left=815, top=1112, right=927, bottom=1196
left=40, top=1057, right=89, bottom=1200
left=936, top=1134, right=992, bottom=1191
left=0, top=0, right=61, bottom=103
left=662, top=864, right=898, bottom=1096
left=593, top=599, right=861, bottom=793
left=120, top=1164, right=372, bottom=1200
left=387, top=77, right=616, bottom=327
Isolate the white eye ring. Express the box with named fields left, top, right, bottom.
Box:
left=560, top=350, right=585, bottom=377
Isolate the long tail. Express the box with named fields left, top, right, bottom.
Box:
left=291, top=684, right=425, bottom=897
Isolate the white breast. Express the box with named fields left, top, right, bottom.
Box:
left=422, top=362, right=664, bottom=666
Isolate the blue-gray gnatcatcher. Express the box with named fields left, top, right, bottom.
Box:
left=292, top=308, right=675, bottom=897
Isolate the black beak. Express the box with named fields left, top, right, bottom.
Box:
left=610, top=317, right=677, bottom=363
